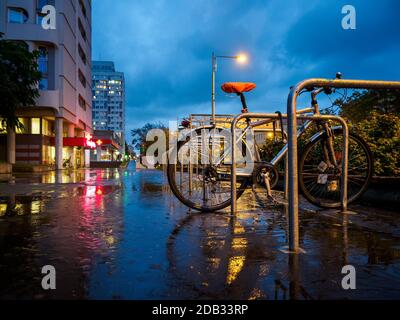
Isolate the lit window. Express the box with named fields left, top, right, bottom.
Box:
left=16, top=118, right=29, bottom=134
left=31, top=118, right=41, bottom=134
left=8, top=7, right=28, bottom=24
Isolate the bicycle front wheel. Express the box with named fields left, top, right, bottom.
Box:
left=299, top=129, right=373, bottom=208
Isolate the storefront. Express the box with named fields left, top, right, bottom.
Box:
left=1, top=117, right=93, bottom=169
left=90, top=130, right=123, bottom=163
left=51, top=135, right=94, bottom=168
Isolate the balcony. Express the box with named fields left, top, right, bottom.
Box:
left=36, top=89, right=59, bottom=111
left=6, top=22, right=58, bottom=46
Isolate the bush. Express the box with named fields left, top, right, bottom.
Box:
left=351, top=112, right=400, bottom=176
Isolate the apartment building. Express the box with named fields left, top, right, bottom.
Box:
left=0, top=0, right=93, bottom=169
left=92, top=61, right=126, bottom=157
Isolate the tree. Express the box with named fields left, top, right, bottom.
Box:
left=335, top=89, right=400, bottom=176
left=0, top=33, right=42, bottom=132
left=131, top=122, right=168, bottom=155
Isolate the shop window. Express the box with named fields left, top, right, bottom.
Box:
left=42, top=119, right=54, bottom=136
left=8, top=7, right=29, bottom=24
left=31, top=118, right=41, bottom=134
left=16, top=118, right=29, bottom=134
left=42, top=145, right=55, bottom=165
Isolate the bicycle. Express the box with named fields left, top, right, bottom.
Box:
left=167, top=79, right=373, bottom=212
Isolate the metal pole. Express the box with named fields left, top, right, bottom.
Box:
left=189, top=118, right=193, bottom=194
left=339, top=119, right=349, bottom=212
left=230, top=122, right=237, bottom=215
left=287, top=90, right=300, bottom=253
left=284, top=152, right=289, bottom=200
left=211, top=52, right=216, bottom=122
left=229, top=112, right=366, bottom=251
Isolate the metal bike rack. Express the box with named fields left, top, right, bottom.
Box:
left=284, top=78, right=400, bottom=252
left=230, top=78, right=400, bottom=253
left=230, top=114, right=349, bottom=249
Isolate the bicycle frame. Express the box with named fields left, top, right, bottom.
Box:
left=211, top=112, right=316, bottom=171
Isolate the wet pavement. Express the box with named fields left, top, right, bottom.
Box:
left=0, top=162, right=400, bottom=300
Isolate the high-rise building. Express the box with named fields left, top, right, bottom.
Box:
left=0, top=0, right=93, bottom=169
left=92, top=61, right=125, bottom=152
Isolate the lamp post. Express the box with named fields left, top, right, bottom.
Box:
left=211, top=52, right=248, bottom=121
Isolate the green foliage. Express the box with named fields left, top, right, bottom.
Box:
left=131, top=122, right=168, bottom=155
left=337, top=89, right=400, bottom=176
left=0, top=33, right=42, bottom=131
left=352, top=112, right=400, bottom=176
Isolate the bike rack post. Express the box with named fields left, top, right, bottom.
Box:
left=287, top=78, right=400, bottom=252
left=284, top=152, right=288, bottom=200
left=188, top=116, right=193, bottom=194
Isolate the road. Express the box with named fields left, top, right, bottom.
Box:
left=0, top=162, right=400, bottom=299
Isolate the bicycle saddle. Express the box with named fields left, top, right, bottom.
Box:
left=221, top=82, right=256, bottom=94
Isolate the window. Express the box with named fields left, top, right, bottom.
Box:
left=8, top=7, right=28, bottom=24
left=78, top=18, right=86, bottom=41
left=39, top=78, right=48, bottom=90
left=31, top=118, right=41, bottom=134
left=38, top=46, right=49, bottom=90
left=79, top=95, right=87, bottom=111
left=15, top=118, right=41, bottom=134
left=36, top=12, right=45, bottom=25
left=78, top=44, right=87, bottom=65
left=16, top=118, right=29, bottom=134
left=42, top=118, right=54, bottom=136
left=78, top=70, right=86, bottom=88
left=37, top=0, right=48, bottom=8
left=79, top=0, right=87, bottom=18
left=36, top=0, right=49, bottom=25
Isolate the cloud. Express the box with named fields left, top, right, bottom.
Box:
left=92, top=0, right=400, bottom=139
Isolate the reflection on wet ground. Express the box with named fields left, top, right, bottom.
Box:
left=0, top=163, right=400, bottom=299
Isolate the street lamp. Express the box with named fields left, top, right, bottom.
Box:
left=211, top=52, right=248, bottom=121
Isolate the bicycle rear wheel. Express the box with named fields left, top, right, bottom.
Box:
left=167, top=127, right=251, bottom=212
left=299, top=128, right=373, bottom=208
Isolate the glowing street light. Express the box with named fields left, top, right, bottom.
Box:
left=236, top=53, right=248, bottom=64
left=211, top=52, right=249, bottom=121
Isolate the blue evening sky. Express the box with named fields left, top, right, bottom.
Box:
left=92, top=0, right=400, bottom=138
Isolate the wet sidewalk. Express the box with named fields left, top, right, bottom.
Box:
left=0, top=164, right=400, bottom=299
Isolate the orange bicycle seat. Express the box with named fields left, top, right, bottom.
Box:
left=221, top=82, right=256, bottom=94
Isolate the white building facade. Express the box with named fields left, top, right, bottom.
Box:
left=0, top=0, right=93, bottom=169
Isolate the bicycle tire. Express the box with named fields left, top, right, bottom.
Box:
left=299, top=128, right=373, bottom=208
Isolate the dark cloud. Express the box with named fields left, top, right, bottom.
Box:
left=92, top=0, right=400, bottom=137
